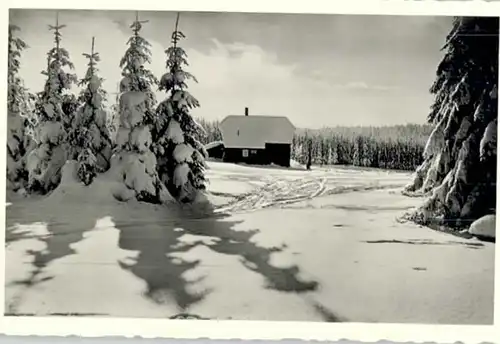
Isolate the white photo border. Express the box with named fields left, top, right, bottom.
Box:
left=1, top=0, right=499, bottom=342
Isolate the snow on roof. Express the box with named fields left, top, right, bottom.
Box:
left=220, top=115, right=295, bottom=149
left=205, top=141, right=224, bottom=150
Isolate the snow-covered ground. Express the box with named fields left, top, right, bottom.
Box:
left=4, top=161, right=495, bottom=324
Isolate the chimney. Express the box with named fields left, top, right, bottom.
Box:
left=245, top=107, right=249, bottom=116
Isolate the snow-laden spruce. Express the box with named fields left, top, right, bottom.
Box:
left=108, top=13, right=170, bottom=203
left=405, top=17, right=498, bottom=230
left=7, top=24, right=36, bottom=193
left=26, top=15, right=78, bottom=194
left=107, top=84, right=121, bottom=144
left=153, top=13, right=208, bottom=203
left=69, top=37, right=112, bottom=185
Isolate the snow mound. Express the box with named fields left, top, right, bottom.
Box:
left=193, top=190, right=211, bottom=205
left=290, top=159, right=306, bottom=170
left=46, top=160, right=148, bottom=205
left=60, top=160, right=80, bottom=184
left=44, top=160, right=85, bottom=202
left=469, top=215, right=496, bottom=240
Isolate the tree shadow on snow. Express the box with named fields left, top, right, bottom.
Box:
left=5, top=197, right=109, bottom=293
left=6, top=193, right=319, bottom=316
left=174, top=206, right=319, bottom=293
left=114, top=204, right=210, bottom=311
left=311, top=302, right=347, bottom=322
left=115, top=200, right=319, bottom=312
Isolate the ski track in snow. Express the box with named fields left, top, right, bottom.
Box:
left=213, top=165, right=409, bottom=214
left=216, top=177, right=325, bottom=213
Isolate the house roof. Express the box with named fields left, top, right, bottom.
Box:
left=220, top=115, right=295, bottom=149
left=204, top=141, right=224, bottom=150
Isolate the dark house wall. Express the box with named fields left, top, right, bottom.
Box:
left=265, top=143, right=291, bottom=167
left=223, top=143, right=291, bottom=167
left=223, top=148, right=266, bottom=165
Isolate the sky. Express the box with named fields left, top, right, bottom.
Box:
left=9, top=9, right=453, bottom=129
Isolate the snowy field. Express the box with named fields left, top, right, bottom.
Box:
left=4, top=161, right=495, bottom=324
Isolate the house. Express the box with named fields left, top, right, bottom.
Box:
left=219, top=108, right=296, bottom=167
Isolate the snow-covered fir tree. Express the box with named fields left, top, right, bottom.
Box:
left=7, top=24, right=35, bottom=192
left=109, top=12, right=168, bottom=203
left=107, top=83, right=121, bottom=143
left=405, top=17, right=498, bottom=229
left=26, top=13, right=78, bottom=194
left=153, top=13, right=208, bottom=203
left=70, top=37, right=112, bottom=185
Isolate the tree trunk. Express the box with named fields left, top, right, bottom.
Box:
left=306, top=140, right=312, bottom=170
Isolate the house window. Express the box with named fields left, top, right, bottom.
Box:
left=250, top=150, right=257, bottom=154
left=242, top=149, right=249, bottom=157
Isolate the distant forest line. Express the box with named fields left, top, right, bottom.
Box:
left=195, top=118, right=432, bottom=171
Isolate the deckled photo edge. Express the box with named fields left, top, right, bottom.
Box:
left=0, top=0, right=499, bottom=342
